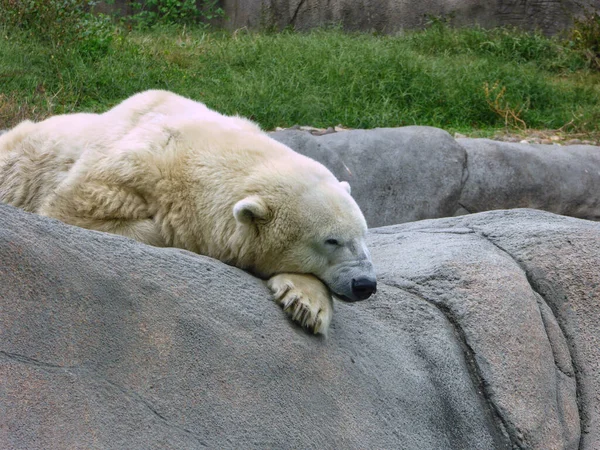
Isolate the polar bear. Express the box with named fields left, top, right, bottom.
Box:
left=0, top=90, right=376, bottom=334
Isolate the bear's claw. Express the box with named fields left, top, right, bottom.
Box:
left=268, top=273, right=333, bottom=335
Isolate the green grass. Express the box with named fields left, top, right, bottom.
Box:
left=1, top=23, right=599, bottom=136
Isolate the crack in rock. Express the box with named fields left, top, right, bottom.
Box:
left=100, top=377, right=207, bottom=447
left=475, top=230, right=583, bottom=450
left=0, top=350, right=81, bottom=371
left=533, top=293, right=575, bottom=379
left=457, top=202, right=474, bottom=214
left=371, top=227, right=476, bottom=236
left=378, top=279, right=514, bottom=449
left=475, top=233, right=578, bottom=376
left=412, top=228, right=476, bottom=235
left=290, top=0, right=307, bottom=26
left=456, top=141, right=471, bottom=213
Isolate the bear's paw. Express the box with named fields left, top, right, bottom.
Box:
left=268, top=273, right=333, bottom=335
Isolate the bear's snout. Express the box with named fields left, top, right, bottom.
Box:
left=351, top=277, right=377, bottom=300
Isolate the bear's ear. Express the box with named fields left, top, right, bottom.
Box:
left=233, top=196, right=269, bottom=225
left=340, top=181, right=351, bottom=195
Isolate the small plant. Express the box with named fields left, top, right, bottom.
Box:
left=127, top=0, right=224, bottom=28
left=568, top=6, right=600, bottom=70
left=423, top=12, right=456, bottom=30
left=0, top=0, right=114, bottom=56
left=483, top=81, right=528, bottom=130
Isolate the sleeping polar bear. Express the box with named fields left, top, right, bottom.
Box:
left=0, top=90, right=377, bottom=335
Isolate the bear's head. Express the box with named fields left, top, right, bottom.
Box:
left=231, top=158, right=377, bottom=303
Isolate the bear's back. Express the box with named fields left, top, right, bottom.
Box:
left=106, top=90, right=263, bottom=136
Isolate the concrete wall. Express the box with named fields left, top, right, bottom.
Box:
left=220, top=0, right=599, bottom=35
left=99, top=0, right=600, bottom=35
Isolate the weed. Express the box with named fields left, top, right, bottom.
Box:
left=0, top=89, right=65, bottom=129
left=0, top=0, right=115, bottom=56
left=126, top=0, right=224, bottom=29
left=483, top=82, right=527, bottom=130
left=568, top=5, right=600, bottom=70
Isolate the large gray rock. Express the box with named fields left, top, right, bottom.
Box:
left=271, top=127, right=467, bottom=228
left=220, top=0, right=599, bottom=35
left=371, top=209, right=600, bottom=449
left=271, top=128, right=600, bottom=226
left=1, top=204, right=598, bottom=449
left=457, top=138, right=600, bottom=221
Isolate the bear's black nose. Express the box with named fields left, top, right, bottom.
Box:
left=351, top=277, right=377, bottom=300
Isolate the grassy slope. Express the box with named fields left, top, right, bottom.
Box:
left=1, top=24, right=599, bottom=135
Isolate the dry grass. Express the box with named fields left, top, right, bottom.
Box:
left=0, top=90, right=56, bottom=129
left=483, top=81, right=528, bottom=130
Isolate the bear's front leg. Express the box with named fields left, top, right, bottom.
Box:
left=267, top=273, right=333, bottom=335
left=39, top=179, right=166, bottom=247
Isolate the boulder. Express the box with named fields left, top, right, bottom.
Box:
left=271, top=127, right=467, bottom=228
left=271, top=128, right=600, bottom=225
left=370, top=209, right=600, bottom=449
left=457, top=138, right=600, bottom=221
left=1, top=204, right=598, bottom=449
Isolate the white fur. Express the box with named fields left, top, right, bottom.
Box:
left=0, top=90, right=375, bottom=334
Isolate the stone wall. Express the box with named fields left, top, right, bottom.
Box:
left=223, top=0, right=597, bottom=35
left=99, top=0, right=600, bottom=35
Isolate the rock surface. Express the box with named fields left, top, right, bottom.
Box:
left=371, top=209, right=600, bottom=450
left=1, top=204, right=598, bottom=449
left=457, top=138, right=600, bottom=221
left=271, top=128, right=600, bottom=226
